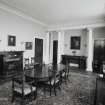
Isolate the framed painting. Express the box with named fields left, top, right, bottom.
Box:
left=71, top=36, right=81, bottom=49
left=25, top=42, right=32, bottom=50
left=8, top=35, right=16, bottom=46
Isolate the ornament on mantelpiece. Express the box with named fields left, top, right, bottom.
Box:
left=72, top=50, right=76, bottom=56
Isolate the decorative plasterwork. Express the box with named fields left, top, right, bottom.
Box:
left=47, top=20, right=105, bottom=31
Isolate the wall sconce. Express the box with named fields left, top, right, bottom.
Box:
left=21, top=41, right=25, bottom=45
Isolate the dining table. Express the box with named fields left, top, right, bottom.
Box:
left=25, top=63, right=66, bottom=82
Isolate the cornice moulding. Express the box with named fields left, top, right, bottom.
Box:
left=0, top=2, right=48, bottom=27
left=47, top=20, right=105, bottom=31
left=0, top=2, right=105, bottom=31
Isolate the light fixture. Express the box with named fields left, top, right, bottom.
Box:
left=21, top=41, right=25, bottom=45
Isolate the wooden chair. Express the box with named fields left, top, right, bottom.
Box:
left=48, top=63, right=53, bottom=72
left=29, top=57, right=35, bottom=70
left=24, top=58, right=30, bottom=70
left=11, top=70, right=37, bottom=105
left=32, top=63, right=43, bottom=87
left=34, top=63, right=41, bottom=71
left=61, top=62, right=70, bottom=83
left=43, top=71, right=62, bottom=96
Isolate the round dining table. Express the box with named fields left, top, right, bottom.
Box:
left=25, top=64, right=65, bottom=82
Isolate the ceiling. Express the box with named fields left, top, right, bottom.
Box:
left=0, top=0, right=105, bottom=26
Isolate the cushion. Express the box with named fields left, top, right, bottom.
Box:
left=14, top=84, right=36, bottom=95
left=47, top=79, right=59, bottom=85
left=62, top=72, right=66, bottom=77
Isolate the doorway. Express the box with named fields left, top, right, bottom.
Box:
left=53, top=40, right=58, bottom=65
left=93, top=40, right=105, bottom=73
left=35, top=38, right=43, bottom=64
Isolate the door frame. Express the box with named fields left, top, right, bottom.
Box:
left=34, top=36, right=44, bottom=63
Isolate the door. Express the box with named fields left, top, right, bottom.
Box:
left=93, top=40, right=105, bottom=73
left=35, top=38, right=43, bottom=64
left=53, top=40, right=58, bottom=65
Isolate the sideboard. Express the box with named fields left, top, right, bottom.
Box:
left=61, top=55, right=87, bottom=69
left=0, top=51, right=23, bottom=79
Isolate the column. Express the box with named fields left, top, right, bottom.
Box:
left=58, top=31, right=64, bottom=63
left=86, top=28, right=94, bottom=71
left=45, top=32, right=50, bottom=64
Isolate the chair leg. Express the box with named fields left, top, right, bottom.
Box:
left=50, top=87, right=52, bottom=96
left=43, top=87, right=46, bottom=95
left=21, top=96, right=24, bottom=105
left=58, top=86, right=61, bottom=91
left=21, top=100, right=24, bottom=105
left=11, top=92, right=14, bottom=103
left=64, top=76, right=68, bottom=85
left=54, top=87, right=56, bottom=96
left=34, top=91, right=37, bottom=99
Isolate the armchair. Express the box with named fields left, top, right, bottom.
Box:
left=11, top=71, right=37, bottom=105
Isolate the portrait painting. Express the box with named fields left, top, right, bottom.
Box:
left=71, top=36, right=81, bottom=49
left=8, top=35, right=16, bottom=46
left=25, top=42, right=32, bottom=50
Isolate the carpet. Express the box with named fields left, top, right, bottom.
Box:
left=0, top=72, right=96, bottom=105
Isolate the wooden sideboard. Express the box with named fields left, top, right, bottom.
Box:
left=0, top=51, right=23, bottom=79
left=61, top=55, right=87, bottom=69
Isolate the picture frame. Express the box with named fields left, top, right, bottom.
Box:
left=25, top=42, right=32, bottom=50
left=8, top=35, right=16, bottom=46
left=71, top=36, right=81, bottom=49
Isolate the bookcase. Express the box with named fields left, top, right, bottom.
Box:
left=0, top=51, right=23, bottom=79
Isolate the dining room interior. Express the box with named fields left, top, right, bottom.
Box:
left=0, top=0, right=105, bottom=105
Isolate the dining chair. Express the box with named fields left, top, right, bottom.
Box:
left=61, top=62, right=70, bottom=84
left=48, top=63, right=53, bottom=72
left=11, top=70, right=37, bottom=105
left=24, top=58, right=30, bottom=70
left=34, top=63, right=41, bottom=71
left=29, top=57, right=35, bottom=70
left=43, top=71, right=62, bottom=96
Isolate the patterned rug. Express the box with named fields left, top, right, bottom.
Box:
left=0, top=72, right=96, bottom=105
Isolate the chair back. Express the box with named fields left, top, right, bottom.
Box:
left=50, top=71, right=61, bottom=86
left=55, top=72, right=60, bottom=81
left=48, top=63, right=53, bottom=72
left=65, top=63, right=70, bottom=78
left=34, top=63, right=40, bottom=71
left=24, top=58, right=30, bottom=69
left=12, top=73, right=25, bottom=96
left=31, top=57, right=35, bottom=65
